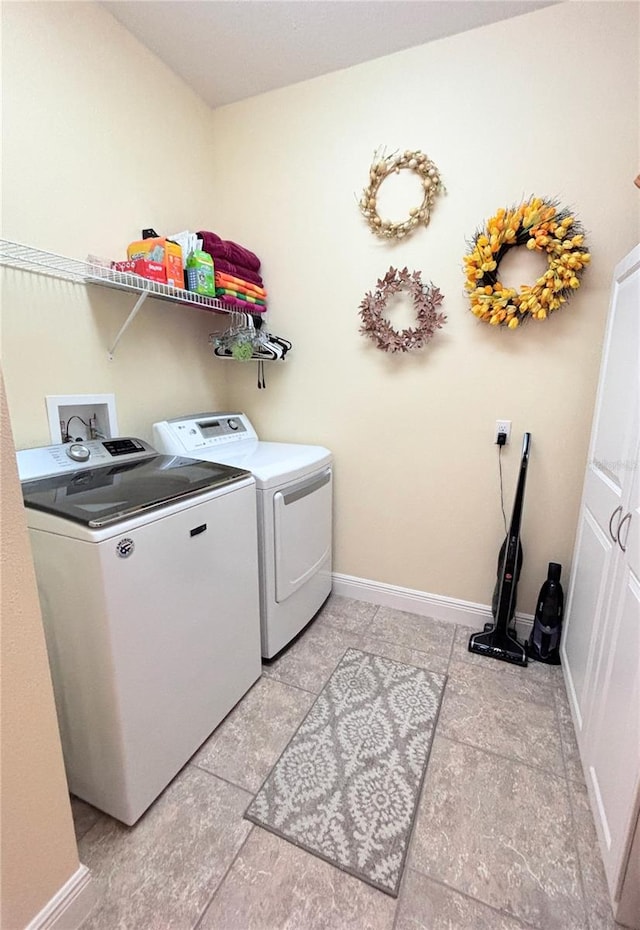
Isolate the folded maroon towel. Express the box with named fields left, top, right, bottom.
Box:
left=212, top=257, right=264, bottom=288
left=198, top=231, right=261, bottom=272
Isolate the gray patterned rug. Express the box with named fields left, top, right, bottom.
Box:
left=244, top=648, right=446, bottom=896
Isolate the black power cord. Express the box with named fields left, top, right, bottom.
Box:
left=497, top=435, right=507, bottom=533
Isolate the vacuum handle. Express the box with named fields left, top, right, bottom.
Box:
left=508, top=432, right=532, bottom=537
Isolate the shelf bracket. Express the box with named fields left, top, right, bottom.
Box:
left=108, top=289, right=150, bottom=359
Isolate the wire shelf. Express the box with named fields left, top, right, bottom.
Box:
left=0, top=238, right=230, bottom=314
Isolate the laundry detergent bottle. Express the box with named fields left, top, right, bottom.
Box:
left=528, top=562, right=564, bottom=664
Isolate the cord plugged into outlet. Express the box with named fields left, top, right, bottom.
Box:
left=495, top=419, right=512, bottom=444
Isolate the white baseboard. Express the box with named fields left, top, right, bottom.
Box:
left=332, top=572, right=534, bottom=640
left=25, top=865, right=96, bottom=930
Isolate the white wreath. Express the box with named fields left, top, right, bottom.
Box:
left=359, top=148, right=445, bottom=240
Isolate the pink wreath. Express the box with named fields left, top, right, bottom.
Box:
left=359, top=267, right=446, bottom=352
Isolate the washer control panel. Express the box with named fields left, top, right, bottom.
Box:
left=17, top=437, right=156, bottom=482
left=153, top=413, right=258, bottom=454
left=66, top=443, right=91, bottom=462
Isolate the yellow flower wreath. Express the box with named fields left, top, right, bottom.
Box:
left=464, top=197, right=590, bottom=328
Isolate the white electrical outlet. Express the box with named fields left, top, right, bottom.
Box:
left=495, top=419, right=512, bottom=443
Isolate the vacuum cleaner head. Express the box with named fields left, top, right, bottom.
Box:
left=468, top=626, right=527, bottom=666
left=468, top=432, right=531, bottom=668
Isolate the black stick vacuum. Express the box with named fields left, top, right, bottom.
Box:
left=469, top=432, right=531, bottom=667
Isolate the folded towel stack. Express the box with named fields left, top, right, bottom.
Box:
left=215, top=271, right=267, bottom=304
left=198, top=231, right=268, bottom=312
left=217, top=286, right=266, bottom=307
left=214, top=258, right=264, bottom=288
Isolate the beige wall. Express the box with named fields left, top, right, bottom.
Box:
left=207, top=1, right=640, bottom=612
left=1, top=1, right=229, bottom=449
left=0, top=372, right=80, bottom=929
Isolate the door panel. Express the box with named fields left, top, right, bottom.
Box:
left=562, top=509, right=616, bottom=731
left=586, top=441, right=640, bottom=897
left=274, top=469, right=332, bottom=603
left=588, top=562, right=640, bottom=895
left=590, top=269, right=639, bottom=496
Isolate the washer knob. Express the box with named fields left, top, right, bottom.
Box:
left=227, top=418, right=239, bottom=430
left=67, top=443, right=91, bottom=462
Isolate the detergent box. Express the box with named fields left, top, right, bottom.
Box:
left=126, top=237, right=183, bottom=288
left=112, top=258, right=166, bottom=282
left=185, top=250, right=215, bottom=296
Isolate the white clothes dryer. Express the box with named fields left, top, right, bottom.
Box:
left=18, top=437, right=262, bottom=824
left=153, top=413, right=333, bottom=658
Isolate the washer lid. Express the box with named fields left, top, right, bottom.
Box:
left=21, top=455, right=252, bottom=528
left=197, top=441, right=332, bottom=489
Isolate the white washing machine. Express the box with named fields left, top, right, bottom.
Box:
left=153, top=413, right=332, bottom=658
left=18, top=437, right=262, bottom=825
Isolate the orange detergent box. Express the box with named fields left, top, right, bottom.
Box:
left=126, top=237, right=183, bottom=288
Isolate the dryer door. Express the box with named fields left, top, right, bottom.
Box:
left=274, top=468, right=332, bottom=603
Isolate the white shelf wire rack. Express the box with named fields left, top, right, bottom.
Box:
left=0, top=238, right=230, bottom=357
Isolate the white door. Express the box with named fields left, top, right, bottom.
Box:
left=561, top=245, right=640, bottom=910
left=585, top=436, right=640, bottom=899
left=562, top=247, right=640, bottom=736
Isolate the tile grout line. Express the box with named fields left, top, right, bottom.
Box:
left=260, top=669, right=321, bottom=696
left=191, top=825, right=256, bottom=930
left=552, top=684, right=590, bottom=787
left=449, top=655, right=562, bottom=697
left=358, top=602, right=379, bottom=637
left=75, top=818, right=105, bottom=845
left=447, top=624, right=458, bottom=667
left=552, top=686, right=594, bottom=930
left=354, top=626, right=452, bottom=665
left=388, top=873, right=403, bottom=930
left=435, top=732, right=570, bottom=783
left=71, top=808, right=104, bottom=844
left=405, top=868, right=544, bottom=930
left=401, top=679, right=449, bottom=927
left=259, top=668, right=323, bottom=698
left=188, top=760, right=257, bottom=798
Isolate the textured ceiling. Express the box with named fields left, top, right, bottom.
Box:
left=101, top=1, right=558, bottom=109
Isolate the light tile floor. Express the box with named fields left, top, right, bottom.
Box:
left=74, top=595, right=626, bottom=930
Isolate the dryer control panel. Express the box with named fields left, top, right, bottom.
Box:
left=153, top=413, right=258, bottom=454
left=17, top=437, right=156, bottom=482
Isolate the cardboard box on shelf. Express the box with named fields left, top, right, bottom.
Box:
left=111, top=259, right=166, bottom=283
left=126, top=237, right=183, bottom=288
left=185, top=250, right=215, bottom=296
